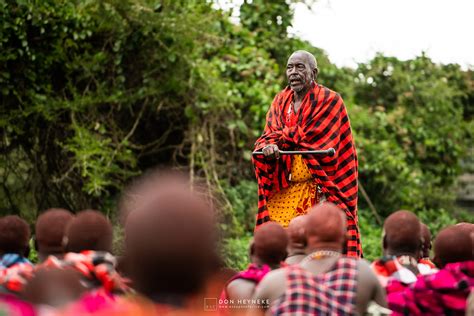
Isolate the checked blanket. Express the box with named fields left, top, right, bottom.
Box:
left=252, top=83, right=361, bottom=257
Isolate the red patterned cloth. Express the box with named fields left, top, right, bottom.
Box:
left=220, top=263, right=271, bottom=302
left=387, top=261, right=474, bottom=316
left=252, top=83, right=360, bottom=257
left=371, top=255, right=422, bottom=288
left=0, top=262, right=34, bottom=294
left=269, top=257, right=358, bottom=315
left=41, top=251, right=130, bottom=294
left=0, top=251, right=130, bottom=295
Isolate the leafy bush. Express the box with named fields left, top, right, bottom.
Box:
left=221, top=234, right=252, bottom=271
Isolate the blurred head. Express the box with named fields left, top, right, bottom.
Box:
left=22, top=267, right=86, bottom=308
left=433, top=225, right=473, bottom=268
left=287, top=215, right=307, bottom=253
left=64, top=210, right=113, bottom=253
left=251, top=222, right=288, bottom=266
left=286, top=50, right=318, bottom=93
left=305, top=203, right=346, bottom=252
left=0, top=215, right=31, bottom=256
left=124, top=171, right=219, bottom=302
left=383, top=210, right=421, bottom=258
left=455, top=222, right=474, bottom=235
left=420, top=223, right=432, bottom=258
left=35, top=208, right=74, bottom=260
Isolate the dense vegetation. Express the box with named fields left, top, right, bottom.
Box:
left=1, top=0, right=472, bottom=267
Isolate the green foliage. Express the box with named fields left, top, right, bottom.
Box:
left=28, top=238, right=38, bottom=264
left=223, top=180, right=257, bottom=235
left=358, top=211, right=383, bottom=261
left=221, top=234, right=252, bottom=271
left=351, top=55, right=471, bottom=215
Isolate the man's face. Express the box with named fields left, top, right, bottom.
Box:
left=286, top=53, right=314, bottom=93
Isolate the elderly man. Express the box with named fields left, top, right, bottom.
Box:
left=252, top=50, right=360, bottom=257
left=251, top=203, right=385, bottom=315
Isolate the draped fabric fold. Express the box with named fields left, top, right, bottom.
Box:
left=252, top=83, right=361, bottom=257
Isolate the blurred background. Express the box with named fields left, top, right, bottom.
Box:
left=1, top=0, right=472, bottom=267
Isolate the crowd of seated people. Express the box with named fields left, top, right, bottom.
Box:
left=0, top=170, right=472, bottom=315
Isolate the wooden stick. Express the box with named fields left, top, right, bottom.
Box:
left=252, top=148, right=335, bottom=157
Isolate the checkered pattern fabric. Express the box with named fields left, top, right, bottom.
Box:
left=0, top=251, right=129, bottom=295
left=388, top=260, right=474, bottom=316
left=270, top=257, right=358, bottom=315
left=41, top=251, right=130, bottom=294
left=0, top=254, right=33, bottom=293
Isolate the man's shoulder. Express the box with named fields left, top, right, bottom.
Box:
left=256, top=266, right=289, bottom=290
left=273, top=87, right=291, bottom=101
left=317, top=84, right=343, bottom=101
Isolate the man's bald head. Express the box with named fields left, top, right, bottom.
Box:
left=36, top=208, right=74, bottom=256
left=65, top=210, right=113, bottom=253
left=382, top=210, right=421, bottom=257
left=252, top=222, right=288, bottom=266
left=305, top=203, right=346, bottom=250
left=287, top=215, right=308, bottom=250
left=124, top=172, right=219, bottom=299
left=290, top=50, right=318, bottom=72
left=0, top=215, right=30, bottom=256
left=455, top=222, right=474, bottom=235
left=287, top=50, right=319, bottom=92
left=434, top=225, right=473, bottom=268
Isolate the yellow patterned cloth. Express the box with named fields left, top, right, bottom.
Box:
left=267, top=155, right=318, bottom=227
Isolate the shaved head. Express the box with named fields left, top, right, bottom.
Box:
left=287, top=215, right=308, bottom=250
left=455, top=222, right=474, bottom=235
left=0, top=215, right=30, bottom=256
left=383, top=210, right=421, bottom=257
left=36, top=208, right=74, bottom=255
left=290, top=50, right=318, bottom=72
left=124, top=171, right=219, bottom=299
left=65, top=210, right=113, bottom=253
left=253, top=222, right=288, bottom=266
left=305, top=203, right=346, bottom=249
left=287, top=50, right=319, bottom=92
left=434, top=225, right=473, bottom=268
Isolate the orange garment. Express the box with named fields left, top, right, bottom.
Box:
left=267, top=155, right=318, bottom=227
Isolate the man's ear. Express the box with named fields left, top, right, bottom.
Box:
left=249, top=241, right=255, bottom=257
left=382, top=234, right=387, bottom=251
left=32, top=235, right=39, bottom=252
left=23, top=243, right=30, bottom=258
left=342, top=233, right=348, bottom=255
left=300, top=228, right=308, bottom=248
left=313, top=68, right=319, bottom=81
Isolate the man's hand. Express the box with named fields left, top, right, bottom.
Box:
left=262, top=144, right=280, bottom=159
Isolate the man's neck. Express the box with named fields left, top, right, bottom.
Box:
left=288, top=248, right=306, bottom=257
left=294, top=88, right=309, bottom=102
left=306, top=243, right=342, bottom=254
left=294, top=81, right=314, bottom=100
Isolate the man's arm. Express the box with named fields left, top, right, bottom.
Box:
left=358, top=259, right=387, bottom=308
left=226, top=279, right=257, bottom=301
left=247, top=269, right=287, bottom=315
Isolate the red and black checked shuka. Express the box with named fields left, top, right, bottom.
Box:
left=252, top=83, right=361, bottom=257
left=269, top=257, right=359, bottom=315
